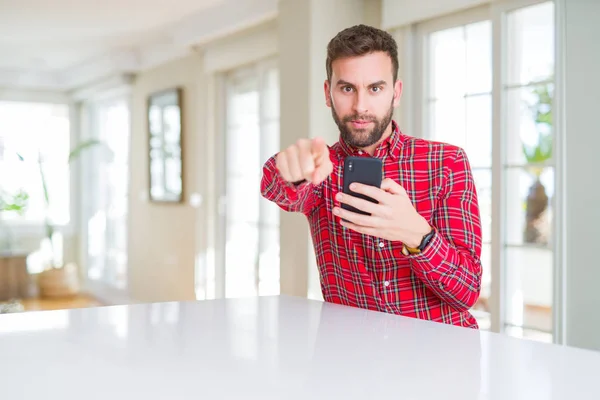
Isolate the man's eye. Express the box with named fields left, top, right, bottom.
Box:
left=342, top=86, right=354, bottom=92
left=372, top=86, right=381, bottom=92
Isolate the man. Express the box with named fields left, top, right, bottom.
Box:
left=260, top=24, right=483, bottom=328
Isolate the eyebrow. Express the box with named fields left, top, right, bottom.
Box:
left=336, top=79, right=388, bottom=87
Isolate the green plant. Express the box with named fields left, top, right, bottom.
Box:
left=522, top=82, right=553, bottom=177
left=522, top=81, right=553, bottom=244
left=0, top=189, right=29, bottom=252
left=18, top=139, right=106, bottom=268
left=0, top=189, right=29, bottom=215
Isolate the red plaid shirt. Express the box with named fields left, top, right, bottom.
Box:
left=261, top=121, right=483, bottom=328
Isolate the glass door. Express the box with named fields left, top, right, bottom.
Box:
left=83, top=98, right=131, bottom=291
left=501, top=0, right=555, bottom=342
left=220, top=59, right=280, bottom=298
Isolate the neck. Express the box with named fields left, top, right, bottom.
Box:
left=360, top=121, right=393, bottom=156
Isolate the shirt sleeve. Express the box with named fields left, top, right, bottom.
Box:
left=408, top=147, right=483, bottom=313
left=260, top=154, right=325, bottom=216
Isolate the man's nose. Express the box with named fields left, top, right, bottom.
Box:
left=353, top=89, right=369, bottom=115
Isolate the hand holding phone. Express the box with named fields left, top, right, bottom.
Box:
left=341, top=156, right=383, bottom=216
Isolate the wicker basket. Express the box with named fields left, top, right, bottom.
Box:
left=38, top=262, right=80, bottom=298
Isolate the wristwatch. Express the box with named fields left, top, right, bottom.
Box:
left=402, top=228, right=435, bottom=256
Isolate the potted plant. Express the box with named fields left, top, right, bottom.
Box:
left=522, top=82, right=553, bottom=245
left=0, top=189, right=36, bottom=302
left=19, top=139, right=107, bottom=297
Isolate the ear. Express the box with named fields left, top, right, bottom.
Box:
left=324, top=79, right=332, bottom=108
left=392, top=79, right=403, bottom=108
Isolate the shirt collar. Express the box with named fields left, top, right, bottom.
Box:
left=337, top=120, right=404, bottom=160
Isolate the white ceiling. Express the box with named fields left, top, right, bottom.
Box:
left=0, top=0, right=277, bottom=90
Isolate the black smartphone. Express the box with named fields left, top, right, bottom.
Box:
left=341, top=156, right=383, bottom=216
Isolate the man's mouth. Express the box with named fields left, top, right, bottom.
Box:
left=350, top=120, right=372, bottom=128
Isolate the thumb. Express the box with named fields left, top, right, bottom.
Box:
left=311, top=160, right=333, bottom=185
left=310, top=137, right=332, bottom=184
left=311, top=137, right=328, bottom=161
left=381, top=178, right=406, bottom=195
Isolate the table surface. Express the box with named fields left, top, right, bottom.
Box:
left=1, top=295, right=599, bottom=400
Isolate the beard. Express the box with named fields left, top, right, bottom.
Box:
left=331, top=99, right=394, bottom=149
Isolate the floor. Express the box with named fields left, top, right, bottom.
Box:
left=20, top=293, right=102, bottom=312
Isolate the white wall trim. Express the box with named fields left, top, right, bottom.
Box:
left=382, top=0, right=547, bottom=29
left=0, top=88, right=70, bottom=104
left=492, top=0, right=550, bottom=13
left=173, top=0, right=278, bottom=48
left=58, top=50, right=139, bottom=92
left=552, top=0, right=567, bottom=347
left=69, top=74, right=134, bottom=103
left=0, top=69, right=63, bottom=91
left=489, top=0, right=506, bottom=335
left=202, top=22, right=278, bottom=73
left=382, top=0, right=491, bottom=29
left=413, top=3, right=491, bottom=33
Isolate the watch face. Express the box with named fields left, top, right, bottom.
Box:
left=419, top=229, right=435, bottom=251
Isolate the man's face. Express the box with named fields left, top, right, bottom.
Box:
left=324, top=51, right=402, bottom=149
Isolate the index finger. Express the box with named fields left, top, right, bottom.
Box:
left=349, top=183, right=389, bottom=204
left=297, top=140, right=315, bottom=179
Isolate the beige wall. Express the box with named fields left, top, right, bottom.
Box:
left=128, top=54, right=203, bottom=302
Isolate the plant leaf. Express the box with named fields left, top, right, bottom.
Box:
left=38, top=153, right=50, bottom=206
left=67, top=139, right=103, bottom=164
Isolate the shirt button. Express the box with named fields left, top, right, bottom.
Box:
left=358, top=150, right=363, bottom=155
left=379, top=242, right=384, bottom=248
left=384, top=281, right=390, bottom=287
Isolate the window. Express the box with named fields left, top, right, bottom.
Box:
left=416, top=1, right=555, bottom=342
left=424, top=18, right=493, bottom=330
left=220, top=60, right=280, bottom=298
left=0, top=101, right=70, bottom=226
left=503, top=1, right=555, bottom=343
left=83, top=98, right=130, bottom=290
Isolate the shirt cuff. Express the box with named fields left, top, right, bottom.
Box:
left=405, top=229, right=450, bottom=274
left=276, top=174, right=310, bottom=200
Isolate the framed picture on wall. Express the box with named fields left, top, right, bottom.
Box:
left=147, top=87, right=184, bottom=203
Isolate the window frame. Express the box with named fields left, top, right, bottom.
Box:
left=413, top=5, right=492, bottom=142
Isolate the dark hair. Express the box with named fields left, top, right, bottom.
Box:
left=326, top=24, right=399, bottom=82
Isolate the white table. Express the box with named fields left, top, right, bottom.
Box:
left=1, top=295, right=599, bottom=399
